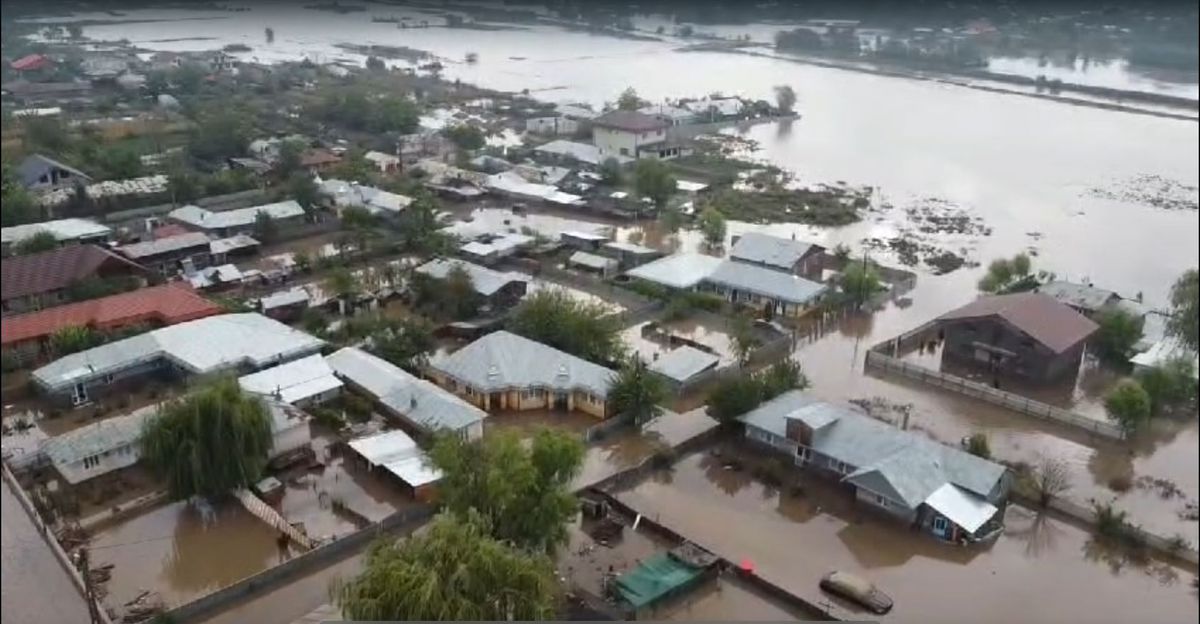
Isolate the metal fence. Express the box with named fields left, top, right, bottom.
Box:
left=864, top=351, right=1126, bottom=441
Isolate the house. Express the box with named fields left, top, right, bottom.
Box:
left=625, top=253, right=723, bottom=291
left=319, top=178, right=412, bottom=218
left=591, top=110, right=682, bottom=160
left=10, top=54, right=54, bottom=73
left=1, top=283, right=220, bottom=366
left=638, top=104, right=697, bottom=127
left=561, top=230, right=611, bottom=251
left=936, top=292, right=1100, bottom=383
left=414, top=259, right=528, bottom=310
left=257, top=286, right=312, bottom=322
left=458, top=233, right=537, bottom=265
left=227, top=157, right=273, bottom=176
left=1, top=245, right=149, bottom=316
left=567, top=251, right=619, bottom=278
left=325, top=347, right=486, bottom=441
left=427, top=331, right=617, bottom=418
left=31, top=313, right=325, bottom=407
left=649, top=345, right=720, bottom=391
left=168, top=200, right=307, bottom=237
left=485, top=171, right=584, bottom=207
left=185, top=263, right=246, bottom=290
left=17, top=154, right=92, bottom=191
left=740, top=391, right=1010, bottom=543
left=729, top=232, right=825, bottom=280
left=40, top=404, right=157, bottom=495
left=1, top=218, right=111, bottom=255
left=703, top=261, right=827, bottom=318
left=238, top=354, right=343, bottom=407
left=364, top=150, right=401, bottom=173
left=1, top=80, right=94, bottom=105
left=209, top=234, right=261, bottom=264
left=1033, top=281, right=1121, bottom=317
left=601, top=240, right=662, bottom=268
left=526, top=115, right=580, bottom=136
left=80, top=56, right=130, bottom=80
left=555, top=103, right=600, bottom=121
left=533, top=139, right=632, bottom=167
left=300, top=148, right=342, bottom=173
left=116, top=232, right=213, bottom=276
left=347, top=429, right=442, bottom=501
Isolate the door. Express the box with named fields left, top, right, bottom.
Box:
left=71, top=383, right=89, bottom=406
left=932, top=516, right=949, bottom=538
left=553, top=391, right=569, bottom=411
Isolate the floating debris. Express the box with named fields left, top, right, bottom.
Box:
left=1087, top=174, right=1199, bottom=211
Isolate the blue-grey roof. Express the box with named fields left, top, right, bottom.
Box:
left=740, top=391, right=1006, bottom=507
left=414, top=258, right=527, bottom=297
left=429, top=331, right=616, bottom=398
left=729, top=232, right=820, bottom=271
left=625, top=253, right=723, bottom=289
left=649, top=346, right=720, bottom=383
left=325, top=347, right=485, bottom=433
left=1034, top=281, right=1119, bottom=313
left=707, top=260, right=827, bottom=305
left=568, top=251, right=617, bottom=271
left=1, top=218, right=111, bottom=246
left=18, top=154, right=91, bottom=187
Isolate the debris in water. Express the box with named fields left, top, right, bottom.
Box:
left=1087, top=174, right=1199, bottom=211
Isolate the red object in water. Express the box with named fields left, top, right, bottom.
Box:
left=11, top=54, right=52, bottom=72
left=740, top=558, right=755, bottom=573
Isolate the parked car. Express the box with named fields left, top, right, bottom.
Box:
left=819, top=571, right=893, bottom=615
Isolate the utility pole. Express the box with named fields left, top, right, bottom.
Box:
left=77, top=547, right=104, bottom=624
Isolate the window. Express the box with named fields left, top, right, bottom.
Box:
left=796, top=446, right=811, bottom=463
left=874, top=493, right=888, bottom=507
left=104, top=374, right=115, bottom=385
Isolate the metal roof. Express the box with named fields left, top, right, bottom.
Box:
left=414, top=258, right=527, bottom=297
left=649, top=346, right=720, bottom=383
left=729, top=232, right=820, bottom=271
left=42, top=404, right=157, bottom=483
left=2, top=218, right=110, bottom=246
left=740, top=391, right=1007, bottom=508
left=117, top=232, right=211, bottom=259
left=1034, top=280, right=1119, bottom=313
left=707, top=260, right=827, bottom=305
left=325, top=347, right=485, bottom=433
left=592, top=110, right=670, bottom=133
left=238, top=354, right=343, bottom=405
left=209, top=234, right=260, bottom=255
left=348, top=429, right=442, bottom=488
left=534, top=140, right=632, bottom=166
left=320, top=178, right=412, bottom=215
left=625, top=253, right=723, bottom=289
left=923, top=483, right=997, bottom=534
left=459, top=232, right=535, bottom=258
left=938, top=292, right=1099, bottom=354
left=568, top=251, right=618, bottom=271
left=602, top=241, right=659, bottom=256
left=33, top=313, right=325, bottom=391
left=169, top=200, right=305, bottom=231
left=561, top=230, right=610, bottom=242
left=429, top=331, right=616, bottom=398
left=259, top=286, right=311, bottom=310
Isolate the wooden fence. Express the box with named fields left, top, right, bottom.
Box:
left=864, top=351, right=1126, bottom=441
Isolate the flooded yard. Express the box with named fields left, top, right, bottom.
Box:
left=484, top=409, right=600, bottom=441
left=573, top=408, right=718, bottom=491
left=615, top=448, right=1198, bottom=624
left=623, top=316, right=742, bottom=367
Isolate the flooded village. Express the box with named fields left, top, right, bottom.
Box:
left=2, top=1, right=1198, bottom=623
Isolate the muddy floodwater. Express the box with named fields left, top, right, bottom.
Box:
left=616, top=449, right=1198, bottom=624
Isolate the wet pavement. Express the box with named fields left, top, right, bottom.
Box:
left=1, top=479, right=91, bottom=624
left=615, top=448, right=1198, bottom=624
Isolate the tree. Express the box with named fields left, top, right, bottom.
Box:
left=276, top=139, right=307, bottom=176
left=253, top=212, right=278, bottom=244
left=265, top=27, right=275, bottom=43
left=1093, top=308, right=1144, bottom=363
left=758, top=359, right=808, bottom=398
left=965, top=433, right=991, bottom=459
left=773, top=85, right=797, bottom=114
left=616, top=87, right=641, bottom=111
left=508, top=289, right=625, bottom=364
left=140, top=378, right=274, bottom=499
left=97, top=147, right=143, bottom=180
left=1167, top=269, right=1198, bottom=353
left=607, top=357, right=668, bottom=426
left=168, top=168, right=202, bottom=204
left=188, top=109, right=250, bottom=163
left=698, top=207, right=727, bottom=247
left=370, top=97, right=420, bottom=134
left=840, top=260, right=883, bottom=307
left=442, top=124, right=485, bottom=151
left=633, top=159, right=676, bottom=210
left=371, top=317, right=436, bottom=372
left=12, top=231, right=60, bottom=255
left=599, top=157, right=623, bottom=186
left=365, top=55, right=385, bottom=71
left=336, top=513, right=560, bottom=621
left=443, top=264, right=482, bottom=319
left=1105, top=378, right=1152, bottom=435
left=1136, top=357, right=1198, bottom=416
left=49, top=326, right=100, bottom=357
left=730, top=314, right=759, bottom=365
left=977, top=253, right=1035, bottom=293
left=1, top=164, right=43, bottom=227
left=67, top=24, right=83, bottom=39
left=332, top=149, right=375, bottom=184
left=1024, top=458, right=1071, bottom=507
left=23, top=117, right=70, bottom=153
left=325, top=268, right=360, bottom=315
left=287, top=172, right=321, bottom=214
left=707, top=372, right=764, bottom=422
left=430, top=428, right=584, bottom=553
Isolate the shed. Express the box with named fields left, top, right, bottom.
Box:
left=347, top=429, right=442, bottom=499
left=568, top=251, right=619, bottom=278
left=649, top=346, right=720, bottom=388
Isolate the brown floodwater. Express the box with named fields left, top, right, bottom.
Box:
left=623, top=316, right=741, bottom=367
left=659, top=575, right=816, bottom=621
left=572, top=408, right=719, bottom=491
left=616, top=449, right=1198, bottom=624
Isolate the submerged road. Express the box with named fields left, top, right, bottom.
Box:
left=1, top=478, right=91, bottom=624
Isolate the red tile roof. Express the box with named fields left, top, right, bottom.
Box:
left=11, top=54, right=52, bottom=71
left=2, top=283, right=220, bottom=346
left=1, top=245, right=148, bottom=302
left=938, top=292, right=1099, bottom=354
left=151, top=224, right=192, bottom=239
left=301, top=148, right=342, bottom=167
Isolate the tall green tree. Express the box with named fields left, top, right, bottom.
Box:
left=253, top=212, right=278, bottom=244
left=599, top=157, right=623, bottom=186
left=633, top=159, right=676, bottom=210
left=1093, top=308, right=1144, bottom=363
left=371, top=317, right=436, bottom=373
left=698, top=207, right=727, bottom=247
left=840, top=260, right=884, bottom=307
left=288, top=172, right=321, bottom=214
left=188, top=109, right=250, bottom=163
left=1, top=163, right=43, bottom=227
left=140, top=379, right=274, bottom=499
left=730, top=314, right=759, bottom=365
left=607, top=357, right=668, bottom=426
left=49, top=326, right=101, bottom=357
left=977, top=253, right=1035, bottom=293
left=1105, top=378, right=1152, bottom=436
left=1135, top=357, right=1198, bottom=416
left=774, top=84, right=797, bottom=114
left=707, top=360, right=808, bottom=422
left=276, top=139, right=307, bottom=176
left=429, top=428, right=584, bottom=554
left=336, top=513, right=560, bottom=621
left=507, top=289, right=625, bottom=364
left=442, top=124, right=486, bottom=151
left=616, top=87, right=641, bottom=110
left=325, top=268, right=360, bottom=315
left=12, top=231, right=60, bottom=255
left=1167, top=269, right=1198, bottom=353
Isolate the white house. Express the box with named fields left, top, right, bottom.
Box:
left=591, top=110, right=683, bottom=160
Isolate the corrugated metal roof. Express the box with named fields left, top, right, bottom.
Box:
left=2, top=218, right=110, bottom=245
left=414, top=258, right=527, bottom=297
left=625, top=253, right=723, bottom=289
left=429, top=331, right=616, bottom=398
left=117, top=232, right=211, bottom=259
left=326, top=347, right=485, bottom=433
left=938, top=292, right=1099, bottom=354
left=603, top=241, right=659, bottom=256
left=348, top=429, right=442, bottom=488
left=729, top=232, right=819, bottom=270
left=209, top=234, right=260, bottom=255
left=649, top=346, right=720, bottom=383
left=1034, top=281, right=1119, bottom=312
left=568, top=251, right=617, bottom=271
left=169, top=200, right=304, bottom=231
left=33, top=314, right=324, bottom=390
left=238, top=354, right=342, bottom=405
left=923, top=483, right=997, bottom=533
left=43, top=405, right=158, bottom=484
left=707, top=260, right=827, bottom=304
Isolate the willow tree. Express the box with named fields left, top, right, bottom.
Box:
left=607, top=357, right=668, bottom=426
left=336, top=513, right=560, bottom=621
left=140, top=379, right=274, bottom=499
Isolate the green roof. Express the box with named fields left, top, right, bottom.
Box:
left=614, top=552, right=703, bottom=609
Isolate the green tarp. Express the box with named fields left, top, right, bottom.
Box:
left=614, top=552, right=703, bottom=609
